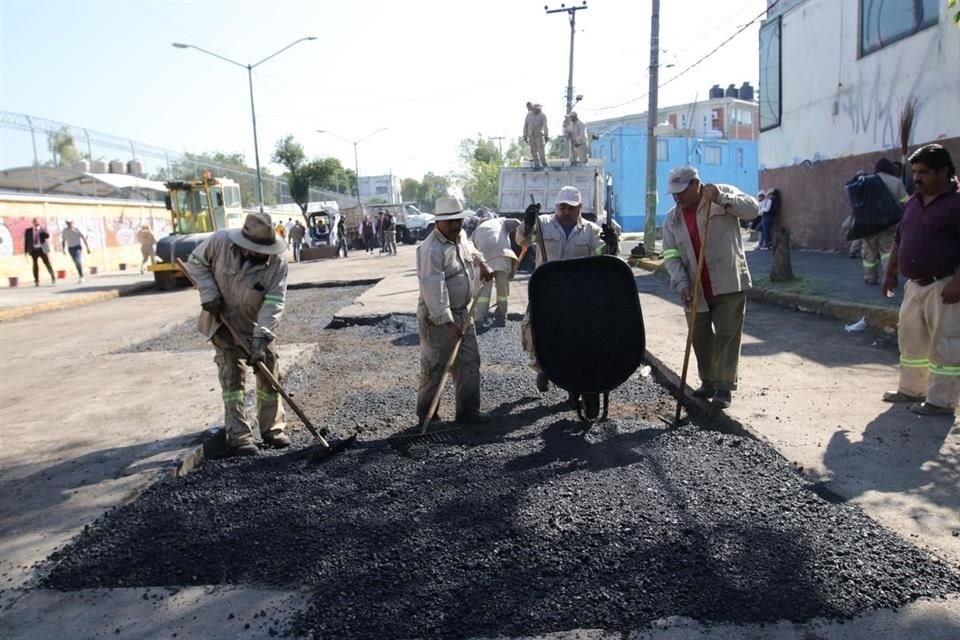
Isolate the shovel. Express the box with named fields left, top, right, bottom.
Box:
left=176, top=259, right=355, bottom=463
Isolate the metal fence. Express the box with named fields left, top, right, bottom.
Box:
left=0, top=110, right=335, bottom=207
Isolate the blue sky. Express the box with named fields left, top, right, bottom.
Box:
left=0, top=0, right=763, bottom=181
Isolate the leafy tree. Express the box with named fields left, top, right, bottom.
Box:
left=401, top=177, right=420, bottom=203
left=504, top=137, right=525, bottom=168
left=416, top=172, right=451, bottom=212
left=546, top=136, right=566, bottom=160
left=272, top=135, right=339, bottom=216
left=457, top=136, right=506, bottom=209
left=47, top=126, right=80, bottom=167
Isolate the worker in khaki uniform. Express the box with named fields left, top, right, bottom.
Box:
left=417, top=196, right=492, bottom=425
left=863, top=158, right=909, bottom=284
left=472, top=215, right=521, bottom=327
left=185, top=213, right=290, bottom=457
left=515, top=185, right=616, bottom=393
left=881, top=144, right=960, bottom=417
left=563, top=111, right=588, bottom=165
left=662, top=166, right=759, bottom=408
left=523, top=102, right=549, bottom=170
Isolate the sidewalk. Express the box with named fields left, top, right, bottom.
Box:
left=0, top=270, right=156, bottom=321
left=632, top=241, right=903, bottom=333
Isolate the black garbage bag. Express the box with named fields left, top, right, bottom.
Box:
left=844, top=174, right=903, bottom=240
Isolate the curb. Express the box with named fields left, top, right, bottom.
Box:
left=0, top=281, right=155, bottom=323
left=632, top=257, right=899, bottom=334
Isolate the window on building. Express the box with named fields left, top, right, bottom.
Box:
left=860, top=0, right=938, bottom=56
left=736, top=148, right=744, bottom=168
left=375, top=186, right=388, bottom=194
left=705, top=145, right=722, bottom=165
left=741, top=110, right=753, bottom=125
left=657, top=139, right=669, bottom=162
left=759, top=17, right=781, bottom=130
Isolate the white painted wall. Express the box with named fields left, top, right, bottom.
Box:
left=760, top=0, right=960, bottom=169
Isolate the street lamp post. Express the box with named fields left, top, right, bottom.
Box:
left=316, top=128, right=389, bottom=212
left=172, top=37, right=316, bottom=213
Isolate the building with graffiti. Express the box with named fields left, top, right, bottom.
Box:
left=758, top=0, right=960, bottom=250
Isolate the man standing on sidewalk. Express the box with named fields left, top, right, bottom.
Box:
left=881, top=144, right=960, bottom=417
left=24, top=217, right=55, bottom=286
left=661, top=166, right=759, bottom=408
left=863, top=158, right=908, bottom=285
left=61, top=220, right=90, bottom=283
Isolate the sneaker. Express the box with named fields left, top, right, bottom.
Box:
left=536, top=372, right=550, bottom=392
left=456, top=411, right=491, bottom=425
left=882, top=390, right=925, bottom=404
left=226, top=442, right=260, bottom=457
left=908, top=402, right=955, bottom=417
left=692, top=385, right=714, bottom=399
left=262, top=432, right=291, bottom=448
left=713, top=390, right=732, bottom=408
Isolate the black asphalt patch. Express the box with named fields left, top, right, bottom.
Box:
left=43, top=308, right=960, bottom=639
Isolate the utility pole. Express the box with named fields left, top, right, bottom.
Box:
left=643, top=0, right=660, bottom=255
left=490, top=136, right=505, bottom=159
left=545, top=1, right=588, bottom=116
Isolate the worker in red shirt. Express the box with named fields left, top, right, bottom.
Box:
left=661, top=166, right=759, bottom=408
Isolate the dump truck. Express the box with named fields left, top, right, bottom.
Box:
left=149, top=173, right=243, bottom=290
left=497, top=159, right=605, bottom=220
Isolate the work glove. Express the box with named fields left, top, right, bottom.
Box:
left=600, top=223, right=618, bottom=243
left=248, top=336, right=269, bottom=367
left=201, top=298, right=223, bottom=318
left=524, top=203, right=541, bottom=228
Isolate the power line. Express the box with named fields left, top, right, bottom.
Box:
left=585, top=0, right=780, bottom=115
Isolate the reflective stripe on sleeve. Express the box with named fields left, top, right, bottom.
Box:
left=662, top=248, right=681, bottom=260
left=189, top=254, right=209, bottom=267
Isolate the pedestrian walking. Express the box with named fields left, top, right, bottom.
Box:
left=361, top=216, right=376, bottom=254
left=289, top=220, right=306, bottom=262
left=184, top=212, right=291, bottom=457
left=471, top=214, right=521, bottom=327
left=136, top=224, right=156, bottom=274
left=23, top=217, right=55, bottom=286
left=284, top=218, right=295, bottom=246
left=661, top=166, right=760, bottom=408
left=376, top=210, right=388, bottom=254
left=881, top=144, right=960, bottom=417
left=862, top=158, right=908, bottom=285
left=384, top=210, right=398, bottom=255
left=336, top=217, right=349, bottom=257
left=515, top=186, right=618, bottom=394
left=61, top=220, right=91, bottom=282
left=416, top=196, right=492, bottom=425
left=523, top=102, right=549, bottom=170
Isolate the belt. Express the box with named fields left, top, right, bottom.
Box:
left=912, top=274, right=952, bottom=287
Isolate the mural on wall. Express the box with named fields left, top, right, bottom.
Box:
left=0, top=221, right=12, bottom=257
left=3, top=211, right=170, bottom=256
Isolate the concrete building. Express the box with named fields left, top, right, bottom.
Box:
left=358, top=174, right=402, bottom=205
left=758, top=0, right=960, bottom=250
left=588, top=86, right=759, bottom=141
left=592, top=128, right=758, bottom=233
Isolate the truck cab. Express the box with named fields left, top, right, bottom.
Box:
left=150, top=173, right=243, bottom=289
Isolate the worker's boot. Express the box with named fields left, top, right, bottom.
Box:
left=456, top=411, right=491, bottom=425
left=713, top=390, right=732, bottom=409
left=227, top=442, right=260, bottom=457
left=263, top=432, right=291, bottom=449
left=692, top=384, right=714, bottom=399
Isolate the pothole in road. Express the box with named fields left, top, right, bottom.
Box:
left=48, top=311, right=960, bottom=639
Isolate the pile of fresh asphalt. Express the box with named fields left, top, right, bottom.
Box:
left=43, top=295, right=960, bottom=639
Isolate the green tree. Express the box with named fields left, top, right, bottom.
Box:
left=47, top=126, right=79, bottom=167
left=416, top=172, right=451, bottom=212
left=457, top=136, right=504, bottom=209
left=504, top=137, right=525, bottom=168
left=272, top=135, right=338, bottom=216
left=546, top=136, right=566, bottom=160
left=401, top=177, right=420, bottom=203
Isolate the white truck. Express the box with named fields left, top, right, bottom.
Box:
left=497, top=159, right=605, bottom=220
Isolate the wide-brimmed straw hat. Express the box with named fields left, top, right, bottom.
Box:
left=229, top=213, right=288, bottom=255
left=434, top=196, right=472, bottom=221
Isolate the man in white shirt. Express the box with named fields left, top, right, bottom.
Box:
left=61, top=220, right=91, bottom=282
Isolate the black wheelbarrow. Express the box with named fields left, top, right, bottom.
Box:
left=528, top=255, right=646, bottom=422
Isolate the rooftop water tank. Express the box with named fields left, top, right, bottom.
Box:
left=739, top=82, right=755, bottom=101
left=109, top=159, right=126, bottom=174
left=708, top=84, right=724, bottom=99
left=91, top=158, right=108, bottom=173
left=127, top=159, right=144, bottom=177
left=725, top=84, right=740, bottom=99
left=72, top=158, right=91, bottom=172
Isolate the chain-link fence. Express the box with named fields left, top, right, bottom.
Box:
left=0, top=111, right=335, bottom=207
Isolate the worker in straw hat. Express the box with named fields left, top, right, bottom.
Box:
left=184, top=212, right=290, bottom=457
left=416, top=196, right=493, bottom=425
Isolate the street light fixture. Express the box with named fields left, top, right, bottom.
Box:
left=172, top=37, right=316, bottom=213
left=316, top=128, right=389, bottom=211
